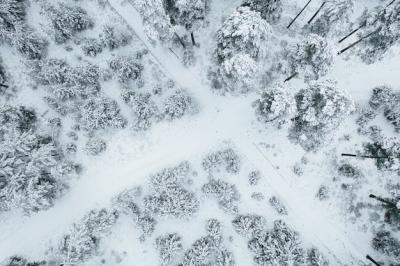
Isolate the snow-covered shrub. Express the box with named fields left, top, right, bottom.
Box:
left=337, top=163, right=362, bottom=178
left=81, top=38, right=103, bottom=57
left=155, top=233, right=183, bottom=266
left=357, top=2, right=400, bottom=64
left=254, top=82, right=296, bottom=127
left=0, top=0, right=26, bottom=34
left=100, top=24, right=132, bottom=50
left=58, top=208, right=119, bottom=264
left=109, top=55, right=143, bottom=83
left=122, top=91, right=159, bottom=131
left=0, top=105, right=77, bottom=213
left=45, top=4, right=94, bottom=43
left=290, top=80, right=354, bottom=150
left=372, top=230, right=400, bottom=263
left=202, top=179, right=240, bottom=213
left=248, top=170, right=261, bottom=186
left=164, top=0, right=209, bottom=30
left=202, top=148, right=241, bottom=174
left=285, top=34, right=334, bottom=80
left=131, top=0, right=173, bottom=43
left=143, top=162, right=199, bottom=218
left=232, top=214, right=266, bottom=239
left=248, top=220, right=305, bottom=265
left=368, top=86, right=400, bottom=131
left=307, top=247, right=329, bottom=266
left=79, top=96, right=126, bottom=132
left=12, top=26, right=48, bottom=60
left=182, top=236, right=215, bottom=266
left=307, top=0, right=354, bottom=37
left=85, top=137, right=106, bottom=155
left=269, top=196, right=288, bottom=215
left=241, top=0, right=282, bottom=23
left=163, top=90, right=197, bottom=120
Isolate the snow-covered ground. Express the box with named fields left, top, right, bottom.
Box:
left=1, top=0, right=400, bottom=265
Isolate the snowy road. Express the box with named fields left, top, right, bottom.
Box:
left=0, top=0, right=370, bottom=264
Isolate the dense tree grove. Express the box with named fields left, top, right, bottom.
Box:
left=202, top=148, right=241, bottom=174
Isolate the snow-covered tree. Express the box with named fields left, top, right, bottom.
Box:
left=357, top=2, right=400, bottom=64
left=45, top=4, right=94, bottom=43
left=58, top=208, right=119, bottom=264
left=85, top=137, right=106, bottom=155
left=285, top=34, right=334, bottom=80
left=363, top=136, right=400, bottom=175
left=254, top=82, right=296, bottom=127
left=155, top=233, right=183, bottom=266
left=81, top=38, right=103, bottom=57
left=109, top=55, right=144, bottom=84
left=12, top=25, right=48, bottom=60
left=241, top=0, right=282, bottom=23
left=269, top=196, right=288, bottom=215
left=163, top=90, right=197, bottom=120
left=202, top=148, right=241, bottom=174
left=202, top=179, right=240, bottom=213
left=143, top=162, right=199, bottom=218
left=215, top=7, right=272, bottom=63
left=307, top=0, right=354, bottom=37
left=79, top=96, right=127, bottom=132
left=216, top=249, right=236, bottom=266
left=132, top=0, right=173, bottom=43
left=368, top=86, right=400, bottom=131
left=100, top=23, right=132, bottom=50
left=248, top=220, right=305, bottom=265
left=0, top=105, right=77, bottom=213
left=307, top=247, right=329, bottom=266
left=211, top=6, right=272, bottom=94
left=1, top=256, right=47, bottom=266
left=164, top=0, right=209, bottom=31
left=372, top=230, right=400, bottom=263
left=182, top=236, right=215, bottom=266
left=232, top=214, right=267, bottom=239
left=122, top=91, right=159, bottom=131
left=0, top=0, right=26, bottom=35
left=290, top=80, right=354, bottom=150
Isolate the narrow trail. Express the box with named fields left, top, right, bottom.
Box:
left=110, top=0, right=368, bottom=264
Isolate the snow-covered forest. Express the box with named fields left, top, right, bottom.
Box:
left=0, top=0, right=400, bottom=265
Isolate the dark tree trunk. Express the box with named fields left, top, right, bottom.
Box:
left=341, top=153, right=389, bottom=159
left=307, top=1, right=326, bottom=24
left=284, top=72, right=298, bottom=82
left=191, top=32, right=196, bottom=46
left=174, top=32, right=186, bottom=48
left=369, top=194, right=396, bottom=207
left=287, top=0, right=312, bottom=29
left=337, top=28, right=380, bottom=55
left=0, top=83, right=8, bottom=88
left=366, top=255, right=381, bottom=266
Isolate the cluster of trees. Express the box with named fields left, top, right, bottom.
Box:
left=202, top=148, right=241, bottom=174
left=356, top=2, right=400, bottom=64
left=44, top=3, right=93, bottom=44
left=202, top=178, right=240, bottom=214
left=143, top=161, right=199, bottom=218
left=56, top=208, right=119, bottom=264
left=0, top=0, right=48, bottom=60
left=232, top=215, right=328, bottom=265
left=0, top=105, right=78, bottom=213
left=254, top=80, right=354, bottom=150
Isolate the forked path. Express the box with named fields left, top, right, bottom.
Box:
left=110, top=0, right=368, bottom=264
